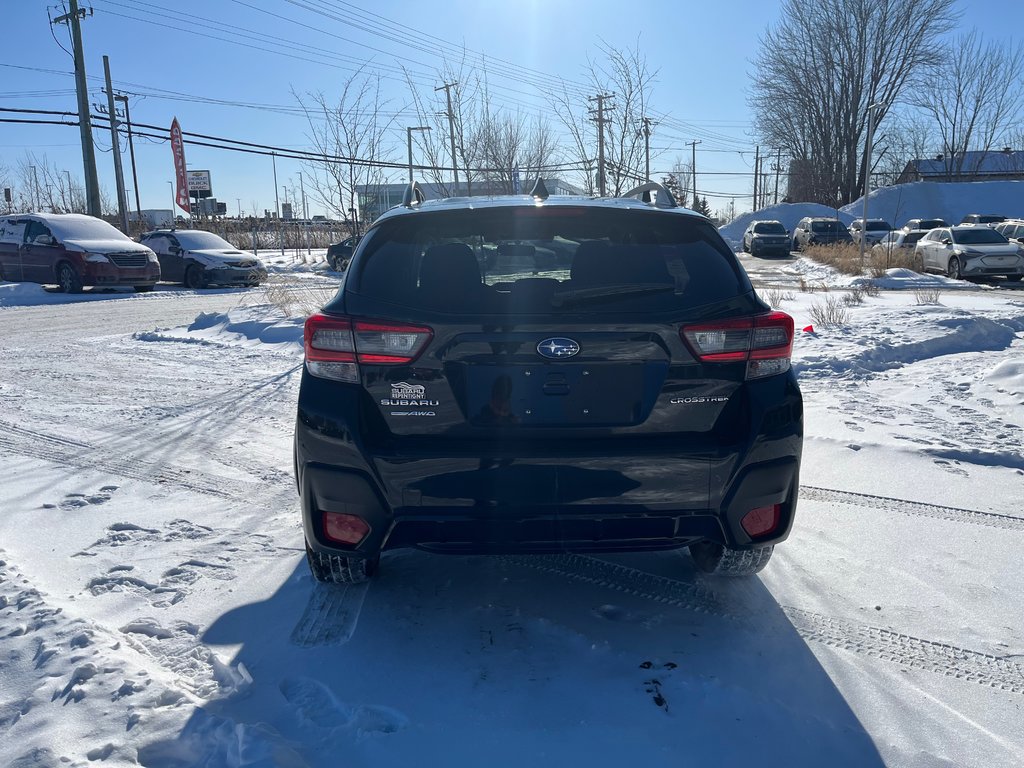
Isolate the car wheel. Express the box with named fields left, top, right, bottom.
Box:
left=57, top=262, right=83, bottom=293
left=688, top=541, right=774, bottom=575
left=305, top=543, right=378, bottom=584
left=134, top=285, right=154, bottom=293
left=1004, top=275, right=1022, bottom=282
left=742, top=240, right=750, bottom=253
left=792, top=238, right=801, bottom=252
left=947, top=257, right=963, bottom=280
left=184, top=264, right=207, bottom=289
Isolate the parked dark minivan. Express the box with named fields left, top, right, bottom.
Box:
left=0, top=213, right=159, bottom=293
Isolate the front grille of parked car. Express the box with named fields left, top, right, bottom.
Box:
left=224, top=260, right=256, bottom=268
left=108, top=252, right=149, bottom=268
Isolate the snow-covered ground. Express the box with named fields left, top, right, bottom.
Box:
left=1, top=255, right=1023, bottom=767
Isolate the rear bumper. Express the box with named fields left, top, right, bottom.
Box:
left=295, top=374, right=803, bottom=557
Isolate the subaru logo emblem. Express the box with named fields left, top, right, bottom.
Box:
left=537, top=337, right=580, bottom=359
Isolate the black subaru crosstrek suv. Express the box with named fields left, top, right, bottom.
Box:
left=294, top=182, right=803, bottom=583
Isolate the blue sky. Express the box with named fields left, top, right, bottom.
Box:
left=1, top=0, right=1019, bottom=218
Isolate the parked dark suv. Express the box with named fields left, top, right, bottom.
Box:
left=792, top=217, right=853, bottom=250
left=294, top=182, right=803, bottom=583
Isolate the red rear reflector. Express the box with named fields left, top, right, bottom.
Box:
left=322, top=512, right=371, bottom=545
left=741, top=504, right=780, bottom=537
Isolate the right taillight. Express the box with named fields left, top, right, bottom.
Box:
left=680, top=311, right=794, bottom=380
left=304, top=313, right=433, bottom=383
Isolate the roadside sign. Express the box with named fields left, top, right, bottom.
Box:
left=187, top=170, right=212, bottom=194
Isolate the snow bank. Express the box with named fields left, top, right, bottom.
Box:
left=134, top=306, right=304, bottom=348
left=840, top=180, right=1024, bottom=229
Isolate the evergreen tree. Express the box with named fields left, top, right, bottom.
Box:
left=691, top=195, right=713, bottom=217
left=660, top=173, right=688, bottom=208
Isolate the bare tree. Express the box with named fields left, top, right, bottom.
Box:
left=870, top=110, right=937, bottom=184
left=914, top=31, right=1024, bottom=180
left=294, top=67, right=396, bottom=231
left=751, top=0, right=957, bottom=204
left=551, top=42, right=657, bottom=196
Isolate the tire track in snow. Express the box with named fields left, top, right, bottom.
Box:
left=0, top=421, right=247, bottom=501
left=501, top=554, right=726, bottom=614
left=801, top=485, right=1024, bottom=531
left=783, top=608, right=1024, bottom=694
left=502, top=554, right=1024, bottom=694
left=290, top=582, right=370, bottom=647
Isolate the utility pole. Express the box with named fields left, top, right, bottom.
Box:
left=774, top=148, right=782, bottom=205
left=753, top=145, right=760, bottom=212
left=113, top=93, right=141, bottom=226
left=272, top=152, right=283, bottom=257
left=589, top=93, right=615, bottom=196
left=103, top=57, right=129, bottom=232
left=435, top=81, right=460, bottom=192
left=687, top=140, right=701, bottom=209
left=641, top=116, right=654, bottom=182
left=53, top=0, right=101, bottom=217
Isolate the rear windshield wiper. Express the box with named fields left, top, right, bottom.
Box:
left=549, top=283, right=676, bottom=307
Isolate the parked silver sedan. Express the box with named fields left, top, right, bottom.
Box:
left=915, top=226, right=1024, bottom=281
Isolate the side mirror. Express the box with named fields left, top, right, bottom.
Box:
left=941, top=238, right=952, bottom=245
left=33, top=234, right=54, bottom=246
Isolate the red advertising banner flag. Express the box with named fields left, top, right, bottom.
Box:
left=170, top=118, right=190, bottom=213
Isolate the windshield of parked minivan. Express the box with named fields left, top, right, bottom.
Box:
left=753, top=222, right=785, bottom=234
left=351, top=207, right=749, bottom=314
left=45, top=217, right=133, bottom=242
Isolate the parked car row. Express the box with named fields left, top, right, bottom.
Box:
left=0, top=212, right=267, bottom=293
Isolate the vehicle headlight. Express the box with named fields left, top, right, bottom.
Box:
left=84, top=252, right=110, bottom=263
left=954, top=249, right=982, bottom=258
left=147, top=251, right=159, bottom=263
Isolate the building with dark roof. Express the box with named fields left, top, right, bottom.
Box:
left=897, top=150, right=1024, bottom=184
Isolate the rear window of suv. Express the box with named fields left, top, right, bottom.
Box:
left=349, top=206, right=750, bottom=315
left=810, top=220, right=844, bottom=233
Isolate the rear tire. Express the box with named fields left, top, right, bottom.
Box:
left=1005, top=275, right=1022, bottom=282
left=57, top=262, right=83, bottom=293
left=689, top=541, right=774, bottom=575
left=134, top=285, right=154, bottom=293
left=305, top=543, right=378, bottom=584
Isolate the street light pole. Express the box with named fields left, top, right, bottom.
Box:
left=859, top=102, right=884, bottom=267
left=407, top=126, right=432, bottom=185
left=167, top=181, right=174, bottom=228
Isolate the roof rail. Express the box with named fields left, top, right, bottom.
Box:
left=622, top=181, right=677, bottom=209
left=402, top=181, right=427, bottom=207
left=529, top=177, right=549, bottom=200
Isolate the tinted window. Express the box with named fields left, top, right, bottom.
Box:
left=810, top=220, right=844, bottom=233
left=977, top=215, right=1006, bottom=224
left=919, top=219, right=945, bottom=229
left=953, top=228, right=1008, bottom=244
left=753, top=222, right=785, bottom=234
left=351, top=207, right=749, bottom=315
left=866, top=220, right=891, bottom=231
left=903, top=232, right=926, bottom=245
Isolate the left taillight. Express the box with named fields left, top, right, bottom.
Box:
left=304, top=313, right=432, bottom=383
left=680, top=311, right=794, bottom=380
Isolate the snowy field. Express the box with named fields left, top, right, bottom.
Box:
left=1, top=255, right=1023, bottom=768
